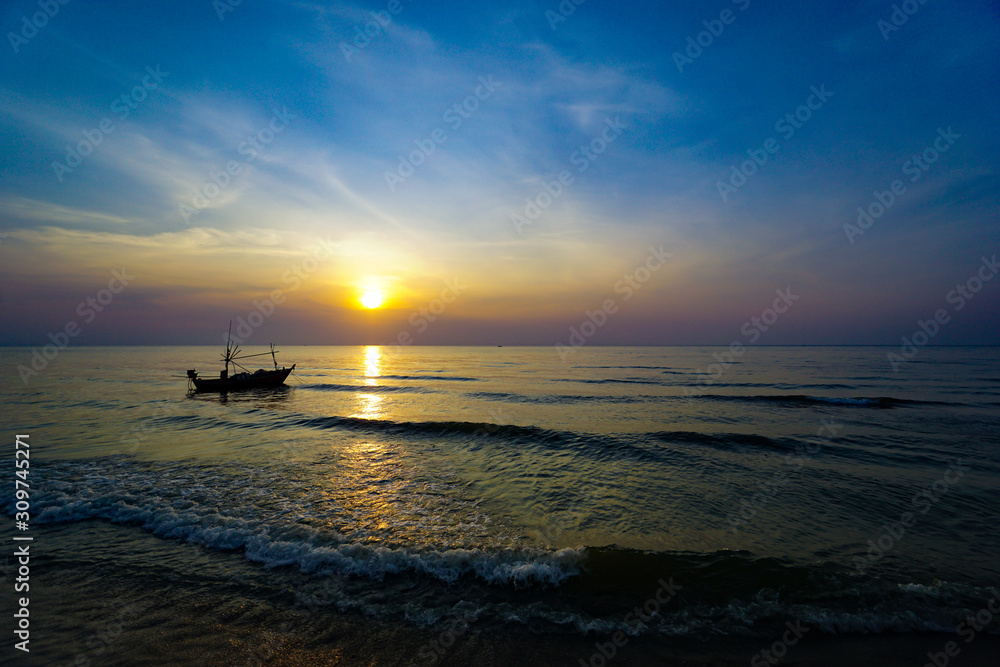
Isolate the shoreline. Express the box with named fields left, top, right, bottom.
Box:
left=18, top=524, right=1000, bottom=667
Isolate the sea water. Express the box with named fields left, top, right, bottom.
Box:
left=1, top=345, right=998, bottom=664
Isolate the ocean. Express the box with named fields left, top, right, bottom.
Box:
left=2, top=345, right=999, bottom=666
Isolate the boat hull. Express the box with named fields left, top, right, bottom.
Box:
left=191, top=367, right=293, bottom=392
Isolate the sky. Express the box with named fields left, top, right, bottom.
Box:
left=1, top=0, right=998, bottom=346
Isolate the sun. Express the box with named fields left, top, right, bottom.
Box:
left=360, top=290, right=385, bottom=309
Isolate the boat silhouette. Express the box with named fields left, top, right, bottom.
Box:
left=186, top=324, right=295, bottom=392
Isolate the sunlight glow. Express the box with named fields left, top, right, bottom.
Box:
left=360, top=290, right=385, bottom=309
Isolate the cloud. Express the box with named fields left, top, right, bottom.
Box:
left=0, top=197, right=133, bottom=230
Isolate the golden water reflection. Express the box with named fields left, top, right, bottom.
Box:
left=355, top=345, right=384, bottom=419
left=364, top=345, right=380, bottom=381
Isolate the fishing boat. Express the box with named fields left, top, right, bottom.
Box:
left=186, top=325, right=295, bottom=392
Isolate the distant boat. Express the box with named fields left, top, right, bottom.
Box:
left=186, top=325, right=295, bottom=392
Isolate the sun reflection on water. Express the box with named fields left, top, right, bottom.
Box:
left=355, top=345, right=384, bottom=419
left=364, top=345, right=381, bottom=381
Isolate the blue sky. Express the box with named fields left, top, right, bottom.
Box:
left=1, top=0, right=998, bottom=345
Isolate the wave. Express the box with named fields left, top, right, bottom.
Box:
left=580, top=366, right=689, bottom=375
left=289, top=413, right=566, bottom=442
left=7, top=470, right=993, bottom=638
left=150, top=410, right=575, bottom=446
left=533, top=547, right=999, bottom=636
left=286, top=414, right=796, bottom=460
left=377, top=374, right=479, bottom=382
left=554, top=377, right=666, bottom=386
left=6, top=491, right=581, bottom=589
left=301, top=383, right=434, bottom=394
left=685, top=382, right=862, bottom=390
left=3, top=451, right=995, bottom=639
left=155, top=409, right=810, bottom=463
left=692, top=394, right=945, bottom=408
left=647, top=430, right=790, bottom=451
left=466, top=391, right=645, bottom=404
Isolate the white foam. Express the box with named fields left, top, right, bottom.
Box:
left=9, top=479, right=583, bottom=588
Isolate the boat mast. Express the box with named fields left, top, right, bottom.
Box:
left=225, top=320, right=233, bottom=377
